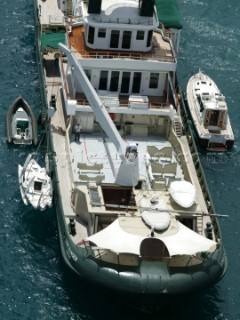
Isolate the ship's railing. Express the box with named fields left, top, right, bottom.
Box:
left=77, top=50, right=176, bottom=63
left=71, top=8, right=145, bottom=26
left=78, top=241, right=223, bottom=270
left=73, top=97, right=171, bottom=110
left=159, top=22, right=173, bottom=41
left=33, top=0, right=49, bottom=122
left=177, top=84, right=223, bottom=242
left=91, top=15, right=154, bottom=26
left=59, top=55, right=72, bottom=104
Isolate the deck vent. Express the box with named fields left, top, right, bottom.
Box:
left=139, top=0, right=155, bottom=17
left=88, top=0, right=102, bottom=14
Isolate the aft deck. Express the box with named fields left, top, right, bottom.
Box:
left=70, top=133, right=184, bottom=186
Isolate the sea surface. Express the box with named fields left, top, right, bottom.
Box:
left=0, top=0, right=239, bottom=319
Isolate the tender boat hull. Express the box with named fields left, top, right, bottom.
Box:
left=197, top=135, right=234, bottom=151
left=6, top=96, right=38, bottom=145
left=190, top=123, right=234, bottom=152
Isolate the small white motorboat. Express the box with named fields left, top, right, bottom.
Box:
left=6, top=96, right=38, bottom=145
left=18, top=153, right=53, bottom=210
left=186, top=70, right=234, bottom=151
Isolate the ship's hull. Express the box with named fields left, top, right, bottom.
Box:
left=56, top=205, right=227, bottom=311
left=35, top=0, right=228, bottom=312
left=53, top=161, right=227, bottom=311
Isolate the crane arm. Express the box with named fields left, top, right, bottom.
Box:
left=58, top=43, right=139, bottom=186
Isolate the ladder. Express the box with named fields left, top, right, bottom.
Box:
left=174, top=115, right=182, bottom=137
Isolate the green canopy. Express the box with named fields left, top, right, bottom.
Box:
left=155, top=0, right=182, bottom=29
left=41, top=31, right=66, bottom=50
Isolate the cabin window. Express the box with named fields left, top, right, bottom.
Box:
left=34, top=181, right=43, bottom=192
left=88, top=26, right=95, bottom=44
left=136, top=30, right=144, bottom=40
left=132, top=72, right=142, bottom=94
left=98, top=28, right=106, bottom=38
left=147, top=30, right=153, bottom=47
left=110, top=71, right=120, bottom=91
left=110, top=30, right=120, bottom=48
left=122, top=31, right=131, bottom=49
left=149, top=73, right=159, bottom=89
left=99, top=70, right=108, bottom=90
left=84, top=69, right=92, bottom=82
left=121, top=72, right=131, bottom=94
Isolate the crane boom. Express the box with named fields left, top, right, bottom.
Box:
left=59, top=43, right=126, bottom=159
left=58, top=44, right=139, bottom=186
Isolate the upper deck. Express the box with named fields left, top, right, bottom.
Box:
left=66, top=0, right=176, bottom=62
left=67, top=23, right=176, bottom=63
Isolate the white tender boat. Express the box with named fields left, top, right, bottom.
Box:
left=169, top=180, right=196, bottom=208
left=186, top=70, right=234, bottom=151
left=18, top=154, right=52, bottom=210
left=6, top=96, right=38, bottom=145
left=35, top=0, right=227, bottom=312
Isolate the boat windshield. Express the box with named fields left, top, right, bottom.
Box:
left=16, top=119, right=29, bottom=131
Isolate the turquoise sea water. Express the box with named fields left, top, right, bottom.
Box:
left=0, top=0, right=239, bottom=319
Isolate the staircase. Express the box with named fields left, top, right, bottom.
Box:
left=174, top=115, right=182, bottom=137
left=196, top=216, right=203, bottom=235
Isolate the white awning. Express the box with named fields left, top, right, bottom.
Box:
left=87, top=219, right=216, bottom=256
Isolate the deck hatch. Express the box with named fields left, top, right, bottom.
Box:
left=89, top=187, right=101, bottom=206
left=101, top=185, right=136, bottom=211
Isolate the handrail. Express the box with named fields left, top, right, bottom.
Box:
left=74, top=98, right=170, bottom=110
left=76, top=50, right=176, bottom=63
left=78, top=240, right=219, bottom=269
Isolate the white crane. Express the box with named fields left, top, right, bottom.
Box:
left=58, top=43, right=139, bottom=186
